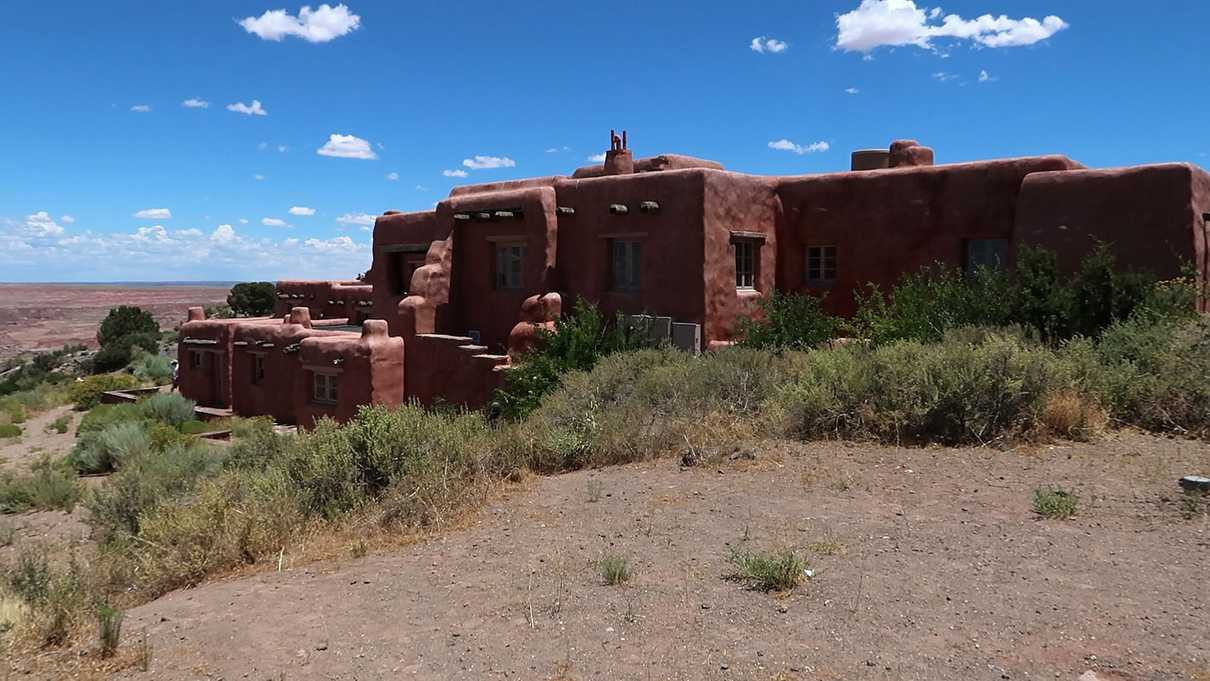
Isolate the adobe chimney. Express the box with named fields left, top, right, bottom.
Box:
left=602, top=129, right=634, bottom=175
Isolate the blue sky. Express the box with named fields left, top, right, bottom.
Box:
left=2, top=0, right=1208, bottom=282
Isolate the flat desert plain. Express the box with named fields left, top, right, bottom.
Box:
left=0, top=283, right=230, bottom=360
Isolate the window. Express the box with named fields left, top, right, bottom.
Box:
left=734, top=239, right=757, bottom=289
left=806, top=246, right=837, bottom=285
left=394, top=253, right=426, bottom=295
left=251, top=354, right=265, bottom=385
left=494, top=243, right=525, bottom=290
left=611, top=239, right=642, bottom=292
left=965, top=238, right=1009, bottom=273
left=189, top=351, right=202, bottom=369
left=313, top=372, right=339, bottom=404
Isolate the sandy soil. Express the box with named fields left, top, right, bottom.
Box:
left=67, top=432, right=1208, bottom=681
left=0, top=404, right=78, bottom=473
left=0, top=284, right=229, bottom=360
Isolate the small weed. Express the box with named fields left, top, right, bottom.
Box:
left=0, top=524, right=15, bottom=547
left=807, top=540, right=847, bottom=556
left=45, top=414, right=71, bottom=434
left=0, top=423, right=21, bottom=439
left=597, top=555, right=633, bottom=586
left=1180, top=490, right=1205, bottom=520
left=726, top=546, right=809, bottom=592
left=1033, top=487, right=1079, bottom=519
left=7, top=547, right=52, bottom=605
left=349, top=540, right=368, bottom=559
left=97, top=602, right=124, bottom=657
left=135, top=629, right=154, bottom=671
left=586, top=479, right=604, bottom=503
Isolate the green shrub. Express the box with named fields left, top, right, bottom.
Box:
left=97, top=306, right=159, bottom=348
left=68, top=374, right=140, bottom=411
left=227, top=282, right=276, bottom=317
left=86, top=442, right=223, bottom=539
left=0, top=424, right=20, bottom=439
left=138, top=393, right=196, bottom=426
left=769, top=330, right=1074, bottom=444
left=91, top=344, right=134, bottom=374
left=77, top=403, right=142, bottom=435
left=45, top=414, right=71, bottom=434
left=69, top=421, right=152, bottom=475
left=0, top=400, right=27, bottom=424
left=132, top=352, right=173, bottom=383
left=96, top=602, right=124, bottom=657
left=6, top=547, right=52, bottom=605
left=596, top=555, right=633, bottom=585
left=204, top=304, right=235, bottom=319
left=496, top=300, right=647, bottom=420
left=1032, top=487, right=1079, bottom=519
left=726, top=547, right=809, bottom=592
left=737, top=289, right=838, bottom=350
left=0, top=457, right=82, bottom=513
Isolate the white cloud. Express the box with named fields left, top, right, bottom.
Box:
left=317, top=133, right=377, bottom=160
left=254, top=174, right=266, bottom=181
left=174, top=228, right=202, bottom=238
left=462, top=155, right=516, bottom=170
left=415, top=185, right=429, bottom=192
left=277, top=145, right=288, bottom=153
left=978, top=69, right=998, bottom=83
left=442, top=169, right=468, bottom=178
left=932, top=71, right=958, bottom=82
left=133, top=208, right=171, bottom=220
left=239, top=4, right=362, bottom=43
left=182, top=98, right=209, bottom=109
left=289, top=206, right=316, bottom=216
left=227, top=100, right=268, bottom=116
left=835, top=0, right=1068, bottom=53
left=60, top=215, right=76, bottom=224
left=262, top=217, right=289, bottom=228
left=133, top=225, right=168, bottom=242
left=545, top=146, right=571, bottom=153
left=750, top=36, right=788, bottom=53
left=304, top=235, right=358, bottom=252
left=336, top=212, right=376, bottom=227
left=238, top=218, right=249, bottom=224
left=23, top=212, right=65, bottom=237
left=130, top=104, right=151, bottom=113
left=386, top=171, right=399, bottom=181
left=586, top=152, right=607, bottom=162
left=212, top=224, right=236, bottom=243
left=768, top=139, right=830, bottom=155
left=845, top=87, right=860, bottom=94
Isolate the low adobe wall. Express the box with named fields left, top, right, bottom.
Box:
left=404, top=334, right=508, bottom=409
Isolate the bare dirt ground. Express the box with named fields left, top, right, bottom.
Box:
left=0, top=284, right=229, bottom=360
left=0, top=404, right=78, bottom=472
left=63, top=431, right=1207, bottom=681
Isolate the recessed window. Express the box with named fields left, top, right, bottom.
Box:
left=494, top=243, right=525, bottom=290
left=734, top=239, right=758, bottom=289
left=189, top=351, right=202, bottom=369
left=251, top=354, right=265, bottom=385
left=313, top=372, right=339, bottom=404
left=611, top=239, right=642, bottom=292
left=394, top=253, right=426, bottom=295
left=806, top=246, right=837, bottom=285
left=965, top=238, right=1008, bottom=273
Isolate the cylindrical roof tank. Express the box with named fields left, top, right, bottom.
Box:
left=851, top=149, right=890, bottom=171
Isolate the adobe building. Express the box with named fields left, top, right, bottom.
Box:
left=178, top=133, right=1210, bottom=426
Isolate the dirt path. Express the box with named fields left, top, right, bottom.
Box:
left=0, top=404, right=77, bottom=472
left=97, top=433, right=1210, bottom=681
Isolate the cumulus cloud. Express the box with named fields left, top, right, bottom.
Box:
left=239, top=4, right=362, bottom=43
left=212, top=224, right=236, bottom=243
left=386, top=171, right=399, bottom=181
left=768, top=139, right=830, bottom=155
left=238, top=218, right=249, bottom=224
left=130, top=104, right=151, bottom=113
left=845, top=87, right=860, bottom=94
left=336, top=212, right=376, bottom=227
left=978, top=69, right=998, bottom=83
left=442, top=169, right=468, bottom=178
left=60, top=215, right=76, bottom=224
left=227, top=100, right=268, bottom=116
left=182, top=98, right=209, bottom=109
left=288, top=206, right=316, bottom=216
left=835, top=0, right=1068, bottom=53
left=317, top=133, right=377, bottom=159
left=750, top=36, right=788, bottom=53
left=133, top=208, right=172, bottom=220
left=462, top=155, right=516, bottom=170
left=262, top=217, right=289, bottom=228
left=586, top=152, right=607, bottom=162
left=22, top=212, right=65, bottom=238
left=254, top=174, right=266, bottom=181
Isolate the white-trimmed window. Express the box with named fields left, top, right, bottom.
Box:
left=734, top=239, right=757, bottom=289
left=313, top=372, right=339, bottom=404
left=494, top=243, right=525, bottom=290
left=806, top=245, right=837, bottom=285
left=611, top=239, right=642, bottom=292
left=965, top=238, right=1008, bottom=273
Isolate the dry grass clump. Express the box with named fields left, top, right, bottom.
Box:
left=1038, top=390, right=1106, bottom=440
left=725, top=546, right=809, bottom=592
